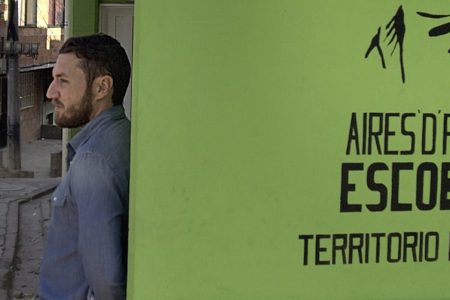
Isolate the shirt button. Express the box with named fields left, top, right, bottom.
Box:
left=53, top=197, right=57, bottom=201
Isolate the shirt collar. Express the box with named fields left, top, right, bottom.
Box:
left=68, top=105, right=126, bottom=153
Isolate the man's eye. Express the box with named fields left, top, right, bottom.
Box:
left=59, top=78, right=68, bottom=83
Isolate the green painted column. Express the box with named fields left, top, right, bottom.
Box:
left=129, top=1, right=450, bottom=299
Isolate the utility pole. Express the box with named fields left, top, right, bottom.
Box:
left=6, top=0, right=20, bottom=171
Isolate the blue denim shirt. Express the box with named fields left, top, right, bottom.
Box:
left=39, top=106, right=130, bottom=300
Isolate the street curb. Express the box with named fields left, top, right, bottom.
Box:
left=0, top=183, right=58, bottom=296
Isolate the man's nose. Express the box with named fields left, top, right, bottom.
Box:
left=46, top=80, right=58, bottom=99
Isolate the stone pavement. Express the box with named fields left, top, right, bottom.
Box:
left=9, top=193, right=53, bottom=300
left=0, top=139, right=62, bottom=299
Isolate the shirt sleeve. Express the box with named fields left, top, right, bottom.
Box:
left=69, top=151, right=128, bottom=300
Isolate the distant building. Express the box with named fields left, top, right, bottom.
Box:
left=0, top=0, right=64, bottom=146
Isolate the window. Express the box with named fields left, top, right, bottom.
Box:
left=49, top=0, right=64, bottom=27
left=19, top=72, right=36, bottom=108
left=0, top=0, right=5, bottom=21
left=18, top=0, right=37, bottom=26
left=25, top=0, right=37, bottom=26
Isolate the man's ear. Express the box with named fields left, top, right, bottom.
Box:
left=92, top=75, right=114, bottom=101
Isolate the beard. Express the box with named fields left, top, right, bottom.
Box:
left=54, top=89, right=93, bottom=128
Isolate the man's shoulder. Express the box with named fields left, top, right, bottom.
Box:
left=75, top=118, right=131, bottom=170
left=85, top=114, right=129, bottom=146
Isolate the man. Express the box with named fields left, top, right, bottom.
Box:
left=39, top=34, right=131, bottom=300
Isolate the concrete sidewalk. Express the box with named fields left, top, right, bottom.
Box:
left=0, top=139, right=62, bottom=299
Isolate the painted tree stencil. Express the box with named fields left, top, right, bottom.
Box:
left=365, top=6, right=406, bottom=83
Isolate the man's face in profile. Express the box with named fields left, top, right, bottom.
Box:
left=47, top=53, right=94, bottom=128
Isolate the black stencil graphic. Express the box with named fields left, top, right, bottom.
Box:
left=417, top=11, right=450, bottom=53
left=365, top=6, right=406, bottom=83
left=386, top=6, right=406, bottom=83
left=365, top=27, right=386, bottom=69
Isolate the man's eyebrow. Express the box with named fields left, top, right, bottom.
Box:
left=53, top=71, right=69, bottom=78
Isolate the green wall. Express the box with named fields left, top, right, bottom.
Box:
left=99, top=0, right=132, bottom=3
left=128, top=0, right=450, bottom=299
left=68, top=0, right=98, bottom=36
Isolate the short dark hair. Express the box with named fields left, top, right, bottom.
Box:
left=59, top=33, right=131, bottom=106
